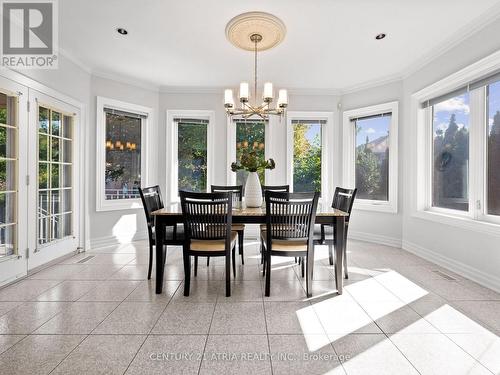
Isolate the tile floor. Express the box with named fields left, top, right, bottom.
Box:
left=0, top=239, right=499, bottom=375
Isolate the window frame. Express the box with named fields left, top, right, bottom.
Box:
left=166, top=109, right=214, bottom=204
left=411, top=50, right=500, bottom=234
left=226, top=116, right=271, bottom=186
left=96, top=96, right=152, bottom=212
left=342, top=101, right=399, bottom=213
left=286, top=111, right=333, bottom=201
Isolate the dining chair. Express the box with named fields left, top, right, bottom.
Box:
left=259, top=185, right=290, bottom=264
left=210, top=185, right=245, bottom=265
left=314, top=187, right=357, bottom=279
left=261, top=191, right=319, bottom=297
left=138, top=185, right=184, bottom=280
left=180, top=191, right=237, bottom=297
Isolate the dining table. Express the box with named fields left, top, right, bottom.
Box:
left=152, top=202, right=349, bottom=295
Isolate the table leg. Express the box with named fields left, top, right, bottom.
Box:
left=334, top=216, right=345, bottom=295
left=155, top=217, right=165, bottom=294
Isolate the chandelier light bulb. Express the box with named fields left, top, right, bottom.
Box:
left=224, top=89, right=234, bottom=108
left=239, top=82, right=249, bottom=102
left=263, top=82, right=273, bottom=101
left=277, top=89, right=288, bottom=108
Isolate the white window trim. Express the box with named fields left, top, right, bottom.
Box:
left=342, top=101, right=399, bottom=213
left=96, top=96, right=152, bottom=211
left=286, top=111, right=334, bottom=202
left=226, top=116, right=272, bottom=186
left=166, top=109, right=215, bottom=204
left=410, top=49, right=500, bottom=237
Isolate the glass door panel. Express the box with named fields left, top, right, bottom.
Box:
left=37, top=106, right=74, bottom=246
left=0, top=77, right=28, bottom=285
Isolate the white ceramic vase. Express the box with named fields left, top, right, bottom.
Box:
left=245, top=172, right=263, bottom=207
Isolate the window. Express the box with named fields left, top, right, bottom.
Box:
left=354, top=114, right=391, bottom=201
left=343, top=102, right=398, bottom=213
left=96, top=97, right=151, bottom=211
left=235, top=120, right=266, bottom=186
left=413, top=57, right=500, bottom=229
left=104, top=110, right=142, bottom=200
left=487, top=81, right=500, bottom=216
left=0, top=92, right=17, bottom=257
left=291, top=119, right=323, bottom=193
left=177, top=118, right=208, bottom=192
left=431, top=93, right=470, bottom=211
left=38, top=106, right=74, bottom=244
left=287, top=112, right=333, bottom=199
left=166, top=110, right=214, bottom=203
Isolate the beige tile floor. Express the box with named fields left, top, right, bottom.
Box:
left=0, top=239, right=499, bottom=375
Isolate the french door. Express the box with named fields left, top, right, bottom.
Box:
left=0, top=77, right=28, bottom=284
left=27, top=90, right=79, bottom=269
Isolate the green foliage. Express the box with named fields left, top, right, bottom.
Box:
left=178, top=122, right=207, bottom=192
left=356, top=141, right=381, bottom=197
left=231, top=121, right=275, bottom=182
left=293, top=124, right=321, bottom=193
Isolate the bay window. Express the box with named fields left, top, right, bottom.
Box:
left=414, top=61, right=500, bottom=228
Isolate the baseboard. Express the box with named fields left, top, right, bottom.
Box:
left=402, top=240, right=500, bottom=294
left=90, top=231, right=148, bottom=250
left=349, top=230, right=402, bottom=248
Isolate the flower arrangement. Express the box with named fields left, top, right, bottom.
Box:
left=230, top=141, right=275, bottom=173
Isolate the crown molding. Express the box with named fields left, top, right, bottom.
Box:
left=339, top=73, right=403, bottom=95
left=56, top=2, right=500, bottom=99
left=92, top=69, right=160, bottom=92
left=58, top=47, right=92, bottom=74
left=159, top=86, right=222, bottom=94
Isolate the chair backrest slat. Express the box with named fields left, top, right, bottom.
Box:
left=138, top=185, right=164, bottom=227
left=261, top=185, right=290, bottom=197
left=331, top=187, right=357, bottom=222
left=266, top=191, right=319, bottom=240
left=211, top=185, right=243, bottom=208
left=180, top=191, right=233, bottom=241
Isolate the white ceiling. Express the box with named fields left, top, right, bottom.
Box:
left=60, top=0, right=500, bottom=92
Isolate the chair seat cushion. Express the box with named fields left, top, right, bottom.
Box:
left=260, top=232, right=308, bottom=252
left=232, top=224, right=245, bottom=231
left=190, top=231, right=238, bottom=252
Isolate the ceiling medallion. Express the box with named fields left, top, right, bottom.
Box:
left=224, top=12, right=288, bottom=120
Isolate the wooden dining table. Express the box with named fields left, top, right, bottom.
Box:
left=152, top=203, right=349, bottom=295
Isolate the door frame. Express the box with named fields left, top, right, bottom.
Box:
left=0, top=68, right=89, bottom=273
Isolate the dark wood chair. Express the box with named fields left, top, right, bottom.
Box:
left=211, top=185, right=245, bottom=265
left=262, top=191, right=319, bottom=297
left=314, top=187, right=357, bottom=279
left=180, top=191, right=237, bottom=297
left=259, top=185, right=290, bottom=264
left=138, top=185, right=184, bottom=280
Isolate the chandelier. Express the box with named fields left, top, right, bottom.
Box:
left=224, top=12, right=288, bottom=120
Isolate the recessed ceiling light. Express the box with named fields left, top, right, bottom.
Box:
left=116, top=28, right=128, bottom=35
left=375, top=33, right=386, bottom=40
